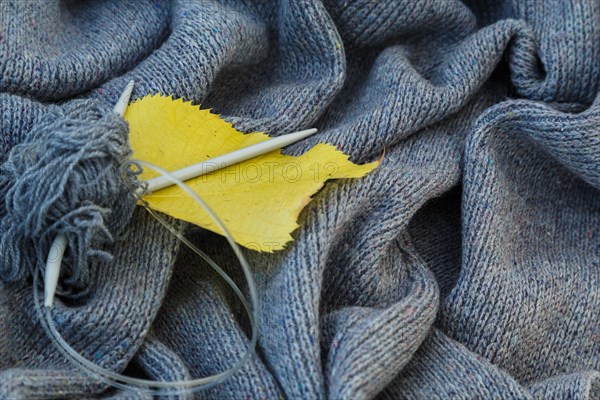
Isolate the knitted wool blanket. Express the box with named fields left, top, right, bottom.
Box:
left=0, top=1, right=598, bottom=399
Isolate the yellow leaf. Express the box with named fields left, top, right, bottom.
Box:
left=125, top=94, right=379, bottom=252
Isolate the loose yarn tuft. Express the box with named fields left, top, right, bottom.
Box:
left=0, top=99, right=138, bottom=292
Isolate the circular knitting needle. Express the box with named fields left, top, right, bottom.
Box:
left=44, top=81, right=318, bottom=307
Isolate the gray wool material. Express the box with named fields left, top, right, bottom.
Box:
left=0, top=0, right=599, bottom=399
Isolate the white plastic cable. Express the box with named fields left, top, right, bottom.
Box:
left=34, top=159, right=259, bottom=396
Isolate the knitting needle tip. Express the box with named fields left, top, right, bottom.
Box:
left=113, top=80, right=135, bottom=117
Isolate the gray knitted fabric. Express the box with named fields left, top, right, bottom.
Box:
left=0, top=0, right=599, bottom=399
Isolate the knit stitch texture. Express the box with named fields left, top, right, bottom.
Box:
left=0, top=0, right=598, bottom=399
